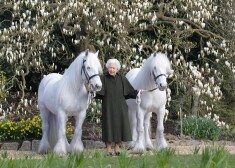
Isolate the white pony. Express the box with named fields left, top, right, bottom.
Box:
left=38, top=50, right=102, bottom=155
left=126, top=52, right=173, bottom=153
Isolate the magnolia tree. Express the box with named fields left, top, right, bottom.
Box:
left=0, top=0, right=234, bottom=120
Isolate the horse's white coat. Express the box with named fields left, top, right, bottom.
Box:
left=126, top=52, right=173, bottom=153
left=38, top=50, right=102, bottom=155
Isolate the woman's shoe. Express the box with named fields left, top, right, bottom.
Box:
left=115, top=151, right=120, bottom=156
left=108, top=152, right=114, bottom=156
left=114, top=142, right=121, bottom=156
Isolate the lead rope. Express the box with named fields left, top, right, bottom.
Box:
left=136, top=86, right=158, bottom=105
left=136, top=90, right=142, bottom=105
left=87, top=92, right=96, bottom=108
left=85, top=83, right=96, bottom=108
left=136, top=90, right=142, bottom=134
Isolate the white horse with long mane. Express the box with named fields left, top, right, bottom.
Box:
left=38, top=50, right=102, bottom=155
left=126, top=52, right=173, bottom=153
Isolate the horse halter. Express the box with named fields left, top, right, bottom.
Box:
left=144, top=71, right=166, bottom=92
left=81, top=59, right=100, bottom=83
left=152, top=71, right=166, bottom=81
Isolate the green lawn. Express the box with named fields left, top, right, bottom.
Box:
left=0, top=147, right=234, bottom=168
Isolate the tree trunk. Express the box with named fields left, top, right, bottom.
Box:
left=191, top=95, right=200, bottom=116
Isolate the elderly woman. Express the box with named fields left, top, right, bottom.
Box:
left=95, top=58, right=141, bottom=155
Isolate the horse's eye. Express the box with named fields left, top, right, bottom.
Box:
left=87, top=66, right=91, bottom=70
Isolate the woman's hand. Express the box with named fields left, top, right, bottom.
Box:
left=85, top=83, right=92, bottom=92
left=138, top=89, right=144, bottom=94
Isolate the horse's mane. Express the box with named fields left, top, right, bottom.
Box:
left=134, top=52, right=171, bottom=89
left=60, top=52, right=85, bottom=92
left=57, top=51, right=102, bottom=95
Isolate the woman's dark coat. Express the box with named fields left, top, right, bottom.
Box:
left=96, top=72, right=138, bottom=142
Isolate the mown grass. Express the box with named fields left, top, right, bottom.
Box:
left=0, top=146, right=234, bottom=168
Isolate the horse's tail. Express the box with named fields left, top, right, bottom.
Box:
left=48, top=112, right=58, bottom=149
left=38, top=74, right=53, bottom=105
left=38, top=74, right=59, bottom=151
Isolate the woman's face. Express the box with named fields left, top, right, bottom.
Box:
left=108, top=63, right=118, bottom=76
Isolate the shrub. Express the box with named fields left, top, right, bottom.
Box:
left=0, top=119, right=22, bottom=140
left=20, top=116, right=42, bottom=140
left=176, top=113, right=229, bottom=140
left=87, top=99, right=102, bottom=124
left=200, top=146, right=229, bottom=168
left=0, top=115, right=73, bottom=141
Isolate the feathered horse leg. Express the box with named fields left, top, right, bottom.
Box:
left=38, top=106, right=50, bottom=154
left=156, top=106, right=168, bottom=151
left=53, top=110, right=68, bottom=155
left=144, top=112, right=154, bottom=150
left=132, top=92, right=145, bottom=153
left=70, top=109, right=86, bottom=153
left=128, top=101, right=138, bottom=149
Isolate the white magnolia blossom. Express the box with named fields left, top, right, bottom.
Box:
left=0, top=0, right=234, bottom=120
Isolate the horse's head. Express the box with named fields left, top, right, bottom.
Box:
left=81, top=49, right=103, bottom=92
left=150, top=52, right=173, bottom=91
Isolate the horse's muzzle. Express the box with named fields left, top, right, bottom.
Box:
left=159, top=83, right=167, bottom=91
left=92, top=84, right=102, bottom=91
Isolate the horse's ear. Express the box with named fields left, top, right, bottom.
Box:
left=85, top=49, right=89, bottom=57
left=96, top=50, right=99, bottom=57
left=167, top=69, right=174, bottom=77
left=153, top=52, right=157, bottom=57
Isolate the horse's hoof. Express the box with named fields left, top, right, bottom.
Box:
left=71, top=149, right=83, bottom=154
left=53, top=149, right=67, bottom=156
left=38, top=142, right=50, bottom=154
left=127, top=141, right=135, bottom=150
left=131, top=149, right=145, bottom=154
left=38, top=149, right=47, bottom=154
left=53, top=146, right=67, bottom=155
left=70, top=142, right=84, bottom=153
left=146, top=145, right=154, bottom=151
left=55, top=152, right=67, bottom=157
left=157, top=144, right=168, bottom=151
left=146, top=141, right=154, bottom=150
left=132, top=145, right=146, bottom=154
left=70, top=145, right=84, bottom=154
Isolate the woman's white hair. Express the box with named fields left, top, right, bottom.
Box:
left=106, top=58, right=121, bottom=71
